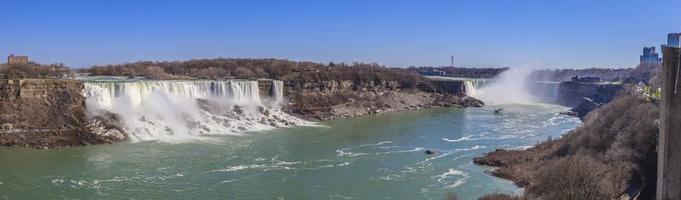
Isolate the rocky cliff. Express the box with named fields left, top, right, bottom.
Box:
left=557, top=81, right=624, bottom=118
left=0, top=79, right=125, bottom=148
left=0, top=79, right=84, bottom=130
left=281, top=78, right=481, bottom=120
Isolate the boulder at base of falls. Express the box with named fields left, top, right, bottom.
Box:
left=81, top=117, right=128, bottom=144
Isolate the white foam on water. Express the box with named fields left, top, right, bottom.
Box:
left=335, top=149, right=369, bottom=157
left=467, top=145, right=486, bottom=150
left=212, top=160, right=302, bottom=173
left=336, top=141, right=424, bottom=158
left=443, top=135, right=525, bottom=143
left=442, top=136, right=474, bottom=142
left=221, top=179, right=238, bottom=183
left=360, top=141, right=393, bottom=147
left=317, top=161, right=352, bottom=169
left=434, top=168, right=471, bottom=189
left=509, top=145, right=534, bottom=150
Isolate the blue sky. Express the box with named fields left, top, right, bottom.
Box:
left=1, top=0, right=680, bottom=68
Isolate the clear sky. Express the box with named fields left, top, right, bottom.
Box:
left=1, top=0, right=680, bottom=68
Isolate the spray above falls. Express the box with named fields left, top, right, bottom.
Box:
left=83, top=79, right=303, bottom=142
left=471, top=67, right=538, bottom=105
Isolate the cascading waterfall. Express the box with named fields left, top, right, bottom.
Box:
left=464, top=81, right=477, bottom=96
left=475, top=67, right=537, bottom=104
left=463, top=79, right=488, bottom=97
left=271, top=80, right=284, bottom=109
left=83, top=79, right=304, bottom=142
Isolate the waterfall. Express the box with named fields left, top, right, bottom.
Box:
left=463, top=79, right=488, bottom=97
left=475, top=67, right=537, bottom=104
left=83, top=79, right=303, bottom=142
left=464, top=81, right=477, bottom=96
left=271, top=80, right=284, bottom=109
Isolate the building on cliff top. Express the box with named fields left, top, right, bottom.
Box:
left=571, top=76, right=602, bottom=83
left=419, top=68, right=446, bottom=76
left=640, top=46, right=661, bottom=64
left=668, top=33, right=681, bottom=48
left=7, top=54, right=29, bottom=65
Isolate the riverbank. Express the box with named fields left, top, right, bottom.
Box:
left=287, top=90, right=482, bottom=120
left=474, top=92, right=659, bottom=199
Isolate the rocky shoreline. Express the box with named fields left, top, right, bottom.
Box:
left=288, top=91, right=482, bottom=120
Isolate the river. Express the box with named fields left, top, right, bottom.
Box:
left=0, top=103, right=579, bottom=200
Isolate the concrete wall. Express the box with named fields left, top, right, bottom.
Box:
left=658, top=46, right=681, bottom=200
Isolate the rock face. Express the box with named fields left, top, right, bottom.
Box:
left=282, top=79, right=481, bottom=120
left=0, top=79, right=126, bottom=148
left=0, top=79, right=85, bottom=130
left=557, top=81, right=624, bottom=118
left=570, top=97, right=599, bottom=119
left=417, top=79, right=467, bottom=95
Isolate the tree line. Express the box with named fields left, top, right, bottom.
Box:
left=0, top=62, right=71, bottom=79
left=406, top=66, right=508, bottom=78
left=82, top=58, right=426, bottom=82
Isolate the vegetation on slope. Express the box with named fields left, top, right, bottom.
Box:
left=474, top=92, right=659, bottom=199
left=83, top=58, right=426, bottom=81
left=0, top=63, right=71, bottom=79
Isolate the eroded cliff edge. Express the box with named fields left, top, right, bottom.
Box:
left=0, top=79, right=125, bottom=148
left=279, top=76, right=482, bottom=120
left=557, top=81, right=624, bottom=118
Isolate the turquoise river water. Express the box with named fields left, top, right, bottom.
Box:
left=0, top=104, right=580, bottom=200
